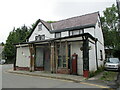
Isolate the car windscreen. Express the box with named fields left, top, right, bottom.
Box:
left=107, top=58, right=119, bottom=63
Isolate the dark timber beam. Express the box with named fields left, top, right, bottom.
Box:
left=83, top=36, right=89, bottom=77
left=50, top=42, right=55, bottom=73
left=29, top=44, right=35, bottom=72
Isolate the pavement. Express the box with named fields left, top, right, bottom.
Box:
left=5, top=65, right=120, bottom=89
left=3, top=64, right=110, bottom=88
left=7, top=69, right=86, bottom=83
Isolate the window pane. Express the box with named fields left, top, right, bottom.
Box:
left=58, top=56, right=62, bottom=67
left=70, top=31, right=73, bottom=36
left=79, top=30, right=82, bottom=34
left=57, top=43, right=67, bottom=68
left=73, top=30, right=79, bottom=35
left=41, top=35, right=45, bottom=40
left=38, top=24, right=42, bottom=30
left=55, top=33, right=61, bottom=38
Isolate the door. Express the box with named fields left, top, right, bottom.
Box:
left=72, top=54, right=78, bottom=75
left=35, top=47, right=44, bottom=67
left=44, top=48, right=50, bottom=71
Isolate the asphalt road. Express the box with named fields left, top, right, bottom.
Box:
left=1, top=64, right=109, bottom=88
left=0, top=65, right=2, bottom=90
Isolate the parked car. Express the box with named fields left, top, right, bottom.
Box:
left=0, top=59, right=6, bottom=64
left=104, top=58, right=120, bottom=71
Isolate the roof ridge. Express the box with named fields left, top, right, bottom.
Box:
left=52, top=11, right=99, bottom=24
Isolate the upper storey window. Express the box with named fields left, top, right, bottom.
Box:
left=35, top=35, right=45, bottom=41
left=72, top=30, right=80, bottom=35
left=38, top=24, right=42, bottom=31
left=55, top=32, right=61, bottom=38
left=69, top=29, right=83, bottom=36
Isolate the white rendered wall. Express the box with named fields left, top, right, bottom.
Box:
left=89, top=41, right=97, bottom=71
left=71, top=42, right=83, bottom=75
left=16, top=47, right=30, bottom=67
left=84, top=27, right=95, bottom=37
left=29, top=22, right=54, bottom=42
left=96, top=42, right=105, bottom=67
left=95, top=18, right=105, bottom=67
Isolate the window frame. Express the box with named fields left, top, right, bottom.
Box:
left=55, top=32, right=61, bottom=38
left=35, top=35, right=45, bottom=41
left=69, top=29, right=83, bottom=36
left=38, top=24, right=42, bottom=31
left=100, top=50, right=103, bottom=61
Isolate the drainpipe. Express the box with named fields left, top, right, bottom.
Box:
left=13, top=46, right=17, bottom=70
left=95, top=39, right=98, bottom=70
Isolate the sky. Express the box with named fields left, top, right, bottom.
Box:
left=0, top=0, right=116, bottom=43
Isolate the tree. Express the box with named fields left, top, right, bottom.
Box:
left=3, top=25, right=32, bottom=63
left=0, top=42, right=4, bottom=46
left=100, top=4, right=120, bottom=58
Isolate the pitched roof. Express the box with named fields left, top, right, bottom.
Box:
left=40, top=20, right=52, bottom=30
left=26, top=12, right=99, bottom=39
left=51, top=12, right=99, bottom=32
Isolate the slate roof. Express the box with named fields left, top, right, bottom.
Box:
left=51, top=12, right=99, bottom=32
left=40, top=20, right=52, bottom=30
left=26, top=12, right=99, bottom=39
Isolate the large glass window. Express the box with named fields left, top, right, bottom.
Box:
left=57, top=43, right=66, bottom=68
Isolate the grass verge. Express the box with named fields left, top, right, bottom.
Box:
left=100, top=71, right=117, bottom=81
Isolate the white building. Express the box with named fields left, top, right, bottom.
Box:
left=15, top=12, right=105, bottom=77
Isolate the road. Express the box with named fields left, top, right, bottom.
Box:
left=1, top=64, right=109, bottom=88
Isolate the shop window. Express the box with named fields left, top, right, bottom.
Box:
left=57, top=43, right=66, bottom=68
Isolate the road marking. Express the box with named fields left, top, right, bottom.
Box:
left=80, top=82, right=109, bottom=88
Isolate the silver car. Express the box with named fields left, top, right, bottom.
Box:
left=104, top=58, right=120, bottom=71
left=0, top=59, right=6, bottom=64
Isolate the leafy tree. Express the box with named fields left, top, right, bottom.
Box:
left=47, top=21, right=56, bottom=23
left=3, top=25, right=32, bottom=63
left=100, top=4, right=120, bottom=58
left=0, top=42, right=4, bottom=46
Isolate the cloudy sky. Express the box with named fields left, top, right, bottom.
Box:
left=0, top=0, right=116, bottom=43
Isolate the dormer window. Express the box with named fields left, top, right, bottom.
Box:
left=38, top=24, right=42, bottom=31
